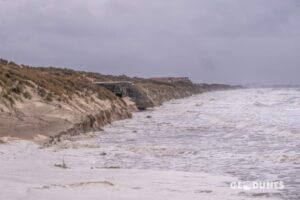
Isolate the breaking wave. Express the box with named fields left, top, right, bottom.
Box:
left=94, top=88, right=300, bottom=199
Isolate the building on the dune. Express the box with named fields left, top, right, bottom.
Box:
left=149, top=77, right=191, bottom=83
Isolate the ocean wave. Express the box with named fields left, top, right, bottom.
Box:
left=253, top=102, right=269, bottom=107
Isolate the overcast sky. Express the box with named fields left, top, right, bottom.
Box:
left=0, top=0, right=299, bottom=84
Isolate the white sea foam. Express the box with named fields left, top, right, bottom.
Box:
left=0, top=88, right=299, bottom=200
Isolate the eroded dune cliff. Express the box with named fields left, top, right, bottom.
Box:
left=0, top=58, right=236, bottom=142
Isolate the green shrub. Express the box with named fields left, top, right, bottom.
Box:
left=11, top=84, right=24, bottom=94
left=0, top=59, right=8, bottom=65
left=46, top=92, right=53, bottom=102
left=8, top=61, right=18, bottom=66
left=23, top=91, right=32, bottom=99
left=2, top=93, right=15, bottom=105
left=38, top=87, right=46, bottom=97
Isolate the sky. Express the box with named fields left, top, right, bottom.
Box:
left=0, top=0, right=299, bottom=85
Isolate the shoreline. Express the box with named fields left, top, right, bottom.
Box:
left=44, top=85, right=238, bottom=146
left=2, top=88, right=292, bottom=200
left=0, top=58, right=239, bottom=143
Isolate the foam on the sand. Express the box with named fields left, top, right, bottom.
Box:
left=0, top=140, right=254, bottom=200
left=2, top=88, right=298, bottom=200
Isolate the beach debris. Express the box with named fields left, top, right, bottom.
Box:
left=54, top=157, right=68, bottom=169
left=31, top=181, right=114, bottom=190
left=99, top=152, right=107, bottom=156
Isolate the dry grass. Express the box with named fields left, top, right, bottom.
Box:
left=0, top=58, right=206, bottom=108
left=0, top=59, right=119, bottom=106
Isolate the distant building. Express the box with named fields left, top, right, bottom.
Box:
left=150, top=77, right=191, bottom=83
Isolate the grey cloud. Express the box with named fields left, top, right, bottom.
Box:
left=0, top=0, right=299, bottom=84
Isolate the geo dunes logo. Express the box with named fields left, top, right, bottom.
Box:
left=230, top=181, right=285, bottom=191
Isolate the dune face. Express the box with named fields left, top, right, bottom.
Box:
left=0, top=59, right=128, bottom=139
left=0, top=58, right=233, bottom=141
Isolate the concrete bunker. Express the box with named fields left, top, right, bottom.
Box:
left=95, top=81, right=154, bottom=110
